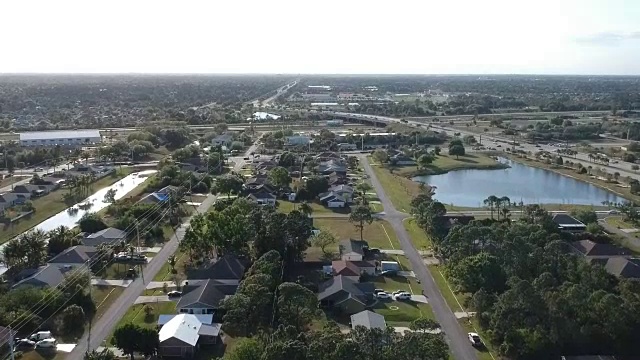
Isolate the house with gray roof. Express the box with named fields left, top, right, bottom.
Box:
left=552, top=214, right=587, bottom=233
left=570, top=240, right=631, bottom=259
left=339, top=239, right=369, bottom=261
left=48, top=245, right=97, bottom=267
left=177, top=279, right=238, bottom=315
left=603, top=257, right=640, bottom=279
left=13, top=264, right=77, bottom=289
left=211, top=133, right=234, bottom=147
left=350, top=310, right=387, bottom=330
left=187, top=255, right=247, bottom=284
left=317, top=159, right=347, bottom=176
left=0, top=193, right=23, bottom=212
left=318, top=275, right=375, bottom=315
left=83, top=227, right=127, bottom=247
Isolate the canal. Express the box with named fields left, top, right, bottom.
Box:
left=0, top=170, right=157, bottom=274
left=413, top=158, right=627, bottom=207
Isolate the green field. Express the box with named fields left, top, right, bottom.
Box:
left=313, top=218, right=401, bottom=250
left=403, top=218, right=432, bottom=251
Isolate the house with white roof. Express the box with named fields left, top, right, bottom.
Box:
left=158, top=314, right=221, bottom=358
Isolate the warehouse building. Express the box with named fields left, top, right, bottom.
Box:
left=19, top=130, right=102, bottom=147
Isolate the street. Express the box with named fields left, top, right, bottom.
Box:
left=358, top=155, right=479, bottom=360
left=66, top=142, right=258, bottom=359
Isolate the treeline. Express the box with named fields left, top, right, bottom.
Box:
left=412, top=193, right=640, bottom=359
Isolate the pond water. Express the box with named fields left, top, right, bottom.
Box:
left=0, top=170, right=157, bottom=274
left=412, top=158, right=626, bottom=207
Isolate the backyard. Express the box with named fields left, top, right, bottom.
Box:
left=313, top=218, right=401, bottom=250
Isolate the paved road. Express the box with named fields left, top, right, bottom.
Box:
left=359, top=155, right=478, bottom=360
left=66, top=194, right=217, bottom=359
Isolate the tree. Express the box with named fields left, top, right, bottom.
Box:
left=79, top=212, right=108, bottom=233
left=276, top=282, right=319, bottom=331
left=303, top=176, right=329, bottom=199
left=311, top=231, right=337, bottom=256
left=61, top=304, right=85, bottom=335
left=586, top=222, right=604, bottom=234
left=278, top=152, right=297, bottom=167
left=372, top=149, right=389, bottom=164
left=224, top=337, right=263, bottom=360
left=571, top=209, right=598, bottom=225
left=213, top=174, right=244, bottom=198
left=112, top=323, right=158, bottom=360
left=483, top=195, right=498, bottom=219
left=47, top=225, right=78, bottom=255
left=448, top=144, right=465, bottom=159
left=299, top=202, right=313, bottom=218
left=349, top=205, right=374, bottom=241
left=103, top=188, right=117, bottom=203
left=84, top=349, right=116, bottom=360
left=268, top=166, right=291, bottom=190
left=409, top=318, right=439, bottom=332
left=417, top=154, right=433, bottom=170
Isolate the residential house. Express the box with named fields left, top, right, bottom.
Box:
left=33, top=176, right=65, bottom=189
left=177, top=279, right=238, bottom=315
left=338, top=143, right=357, bottom=151
left=318, top=192, right=346, bottom=208
left=254, top=160, right=278, bottom=172
left=328, top=185, right=353, bottom=202
left=332, top=260, right=376, bottom=279
left=187, top=255, right=247, bottom=284
left=137, top=185, right=179, bottom=205
left=350, top=310, right=387, bottom=330
left=318, top=275, right=375, bottom=315
left=285, top=136, right=311, bottom=146
left=247, top=190, right=276, bottom=206
left=570, top=240, right=631, bottom=259
left=327, top=172, right=348, bottom=186
left=0, top=193, right=23, bottom=212
left=317, top=159, right=347, bottom=176
left=48, top=245, right=97, bottom=268
left=552, top=214, right=587, bottom=233
left=0, top=325, right=16, bottom=348
left=158, top=314, right=222, bottom=358
left=339, top=240, right=368, bottom=261
left=83, top=227, right=127, bottom=247
left=315, top=152, right=341, bottom=162
left=211, top=134, right=234, bottom=147
left=12, top=184, right=50, bottom=199
left=390, top=154, right=416, bottom=166
left=245, top=183, right=276, bottom=195
left=13, top=264, right=76, bottom=289
left=602, top=257, right=640, bottom=279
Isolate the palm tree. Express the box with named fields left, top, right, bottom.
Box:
left=500, top=207, right=511, bottom=220
left=483, top=195, right=498, bottom=219
left=499, top=196, right=511, bottom=219
left=168, top=255, right=177, bottom=273
left=299, top=202, right=313, bottom=217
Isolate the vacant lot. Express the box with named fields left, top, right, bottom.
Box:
left=313, top=218, right=401, bottom=250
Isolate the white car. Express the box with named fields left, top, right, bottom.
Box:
left=468, top=332, right=482, bottom=347
left=35, top=338, right=57, bottom=348
left=394, top=293, right=412, bottom=301
left=376, top=291, right=391, bottom=299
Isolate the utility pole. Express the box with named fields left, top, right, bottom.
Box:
left=9, top=333, right=15, bottom=360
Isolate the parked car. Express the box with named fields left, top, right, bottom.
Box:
left=392, top=290, right=407, bottom=296
left=29, top=331, right=52, bottom=342
left=14, top=338, right=35, bottom=349
left=167, top=291, right=182, bottom=298
left=468, top=332, right=482, bottom=347
left=35, top=338, right=57, bottom=349
left=394, top=293, right=412, bottom=301
left=376, top=291, right=391, bottom=299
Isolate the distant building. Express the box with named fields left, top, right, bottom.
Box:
left=211, top=134, right=233, bottom=147
left=285, top=136, right=311, bottom=146
left=326, top=120, right=344, bottom=127
left=19, top=130, right=101, bottom=147
left=552, top=214, right=586, bottom=233
left=338, top=143, right=357, bottom=151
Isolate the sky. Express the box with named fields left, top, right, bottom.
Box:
left=1, top=0, right=639, bottom=75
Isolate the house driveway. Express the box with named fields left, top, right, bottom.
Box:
left=381, top=249, right=431, bottom=256
left=134, top=295, right=172, bottom=304
left=91, top=279, right=133, bottom=287
left=410, top=295, right=429, bottom=303
left=145, top=279, right=207, bottom=290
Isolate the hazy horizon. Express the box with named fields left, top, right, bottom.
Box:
left=2, top=0, right=640, bottom=75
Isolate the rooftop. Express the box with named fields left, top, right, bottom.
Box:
left=159, top=314, right=201, bottom=346
left=19, top=130, right=101, bottom=141
left=552, top=214, right=586, bottom=227
left=571, top=240, right=631, bottom=257
left=351, top=310, right=387, bottom=330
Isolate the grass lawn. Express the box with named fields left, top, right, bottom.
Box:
left=313, top=218, right=400, bottom=249
left=0, top=174, right=29, bottom=188
left=109, top=300, right=177, bottom=343
left=369, top=161, right=421, bottom=213
left=428, top=265, right=467, bottom=313
left=605, top=216, right=638, bottom=230
left=15, top=350, right=66, bottom=360
left=153, top=250, right=186, bottom=282
left=92, top=285, right=125, bottom=321
left=403, top=218, right=432, bottom=251
left=277, top=200, right=340, bottom=214
left=373, top=300, right=434, bottom=325
left=0, top=169, right=132, bottom=244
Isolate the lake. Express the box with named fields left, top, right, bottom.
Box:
left=412, top=158, right=627, bottom=207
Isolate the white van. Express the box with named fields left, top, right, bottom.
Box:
left=29, top=331, right=52, bottom=342
left=35, top=338, right=57, bottom=348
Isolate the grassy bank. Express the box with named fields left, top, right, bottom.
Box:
left=369, top=154, right=502, bottom=212
left=505, top=154, right=636, bottom=203
left=0, top=169, right=133, bottom=244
